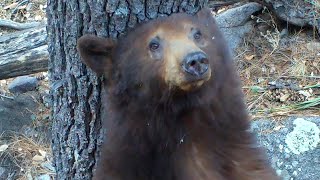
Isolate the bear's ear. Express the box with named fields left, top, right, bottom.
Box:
left=77, top=35, right=116, bottom=75
left=196, top=7, right=216, bottom=23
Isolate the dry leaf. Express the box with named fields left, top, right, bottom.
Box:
left=17, top=5, right=27, bottom=10
left=245, top=55, right=255, bottom=61
left=308, top=88, right=313, bottom=94
left=33, top=155, right=45, bottom=162
left=39, top=149, right=47, bottom=157
left=3, top=3, right=18, bottom=10
left=0, top=144, right=9, bottom=152
left=245, top=69, right=251, bottom=79
left=280, top=94, right=290, bottom=102
left=312, top=61, right=318, bottom=67
left=273, top=125, right=285, bottom=131
left=270, top=64, right=276, bottom=74
left=217, top=8, right=226, bottom=14
left=261, top=66, right=267, bottom=73
left=298, top=90, right=311, bottom=98
left=35, top=15, right=42, bottom=21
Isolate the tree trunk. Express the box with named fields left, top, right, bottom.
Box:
left=47, top=0, right=208, bottom=179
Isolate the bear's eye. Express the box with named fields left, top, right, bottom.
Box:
left=194, top=31, right=202, bottom=40
left=149, top=41, right=160, bottom=51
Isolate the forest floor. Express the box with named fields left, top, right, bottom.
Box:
left=0, top=0, right=319, bottom=179
left=235, top=8, right=320, bottom=119
left=0, top=1, right=53, bottom=179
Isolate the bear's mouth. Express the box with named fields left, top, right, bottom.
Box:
left=179, top=70, right=211, bottom=91
left=179, top=80, right=206, bottom=91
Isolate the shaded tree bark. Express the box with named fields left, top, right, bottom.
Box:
left=47, top=0, right=207, bottom=179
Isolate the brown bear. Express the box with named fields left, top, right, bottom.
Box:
left=77, top=8, right=279, bottom=180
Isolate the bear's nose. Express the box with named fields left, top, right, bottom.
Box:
left=182, top=52, right=209, bottom=77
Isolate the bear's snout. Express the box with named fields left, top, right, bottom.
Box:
left=182, top=52, right=209, bottom=77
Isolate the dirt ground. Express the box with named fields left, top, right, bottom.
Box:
left=0, top=1, right=52, bottom=179
left=0, top=0, right=319, bottom=179
left=235, top=8, right=320, bottom=118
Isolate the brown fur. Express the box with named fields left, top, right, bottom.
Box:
left=77, top=8, right=279, bottom=180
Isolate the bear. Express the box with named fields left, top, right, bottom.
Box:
left=77, top=8, right=279, bottom=180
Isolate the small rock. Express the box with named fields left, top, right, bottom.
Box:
left=42, top=72, right=49, bottom=81
left=8, top=76, right=38, bottom=94
left=35, top=15, right=42, bottom=21
left=279, top=28, right=288, bottom=38
left=36, top=174, right=51, bottom=180
left=0, top=80, right=7, bottom=85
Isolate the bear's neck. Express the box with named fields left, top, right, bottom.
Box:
left=106, top=73, right=251, bottom=147
left=108, top=89, right=250, bottom=148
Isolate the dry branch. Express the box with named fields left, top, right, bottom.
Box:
left=0, top=19, right=43, bottom=30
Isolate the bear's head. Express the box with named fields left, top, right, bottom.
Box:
left=77, top=8, right=235, bottom=109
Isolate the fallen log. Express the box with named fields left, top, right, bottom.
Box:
left=0, top=26, right=48, bottom=80
left=0, top=19, right=43, bottom=30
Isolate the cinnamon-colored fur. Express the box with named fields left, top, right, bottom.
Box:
left=77, top=8, right=279, bottom=180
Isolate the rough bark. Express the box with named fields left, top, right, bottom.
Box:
left=0, top=26, right=48, bottom=80
left=47, top=0, right=208, bottom=179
